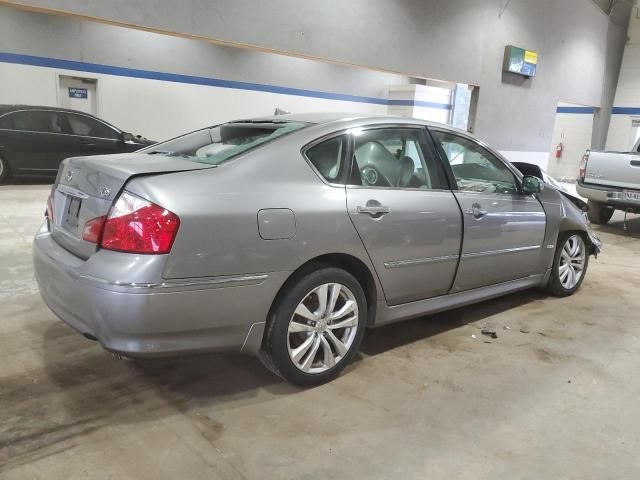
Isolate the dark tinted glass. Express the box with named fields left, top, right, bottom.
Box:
left=66, top=113, right=120, bottom=139
left=0, top=110, right=71, bottom=134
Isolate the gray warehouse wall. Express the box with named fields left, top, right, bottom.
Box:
left=0, top=5, right=414, bottom=100
left=0, top=0, right=630, bottom=157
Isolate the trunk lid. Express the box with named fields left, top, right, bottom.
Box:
left=584, top=150, right=640, bottom=190
left=50, top=153, right=214, bottom=259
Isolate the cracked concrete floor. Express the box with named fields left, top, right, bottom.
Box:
left=1, top=183, right=639, bottom=479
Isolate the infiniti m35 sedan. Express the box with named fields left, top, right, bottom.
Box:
left=34, top=113, right=601, bottom=385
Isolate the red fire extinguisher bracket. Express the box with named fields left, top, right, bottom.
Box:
left=555, top=142, right=563, bottom=159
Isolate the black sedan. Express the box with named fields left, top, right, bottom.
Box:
left=0, top=105, right=154, bottom=183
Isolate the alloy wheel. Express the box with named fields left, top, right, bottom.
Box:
left=559, top=234, right=586, bottom=289
left=287, top=283, right=359, bottom=374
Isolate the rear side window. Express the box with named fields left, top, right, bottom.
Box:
left=66, top=113, right=120, bottom=139
left=305, top=135, right=346, bottom=183
left=143, top=122, right=307, bottom=165
left=349, top=127, right=444, bottom=189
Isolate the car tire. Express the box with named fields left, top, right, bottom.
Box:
left=262, top=266, right=367, bottom=386
left=587, top=200, right=614, bottom=224
left=546, top=232, right=590, bottom=297
left=0, top=155, right=10, bottom=184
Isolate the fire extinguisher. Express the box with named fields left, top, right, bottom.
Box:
left=555, top=142, right=563, bottom=159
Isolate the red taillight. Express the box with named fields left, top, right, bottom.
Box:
left=100, top=191, right=180, bottom=254
left=578, top=151, right=589, bottom=180
left=82, top=216, right=106, bottom=244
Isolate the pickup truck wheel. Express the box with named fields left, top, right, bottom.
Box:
left=587, top=200, right=614, bottom=224
left=262, top=267, right=367, bottom=386
left=547, top=232, right=590, bottom=297
left=0, top=155, right=10, bottom=184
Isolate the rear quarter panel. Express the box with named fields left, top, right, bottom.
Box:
left=125, top=131, right=380, bottom=290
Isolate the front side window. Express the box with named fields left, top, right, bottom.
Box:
left=142, top=121, right=307, bottom=166
left=66, top=113, right=120, bottom=139
left=349, top=128, right=440, bottom=189
left=305, top=135, right=345, bottom=183
left=432, top=130, right=518, bottom=195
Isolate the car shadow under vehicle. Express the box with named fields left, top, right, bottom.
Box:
left=1, top=287, right=544, bottom=471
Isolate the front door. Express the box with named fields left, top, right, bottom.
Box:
left=345, top=126, right=462, bottom=305
left=430, top=129, right=546, bottom=292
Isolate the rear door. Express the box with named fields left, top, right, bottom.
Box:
left=63, top=112, right=125, bottom=156
left=0, top=110, right=74, bottom=176
left=344, top=125, right=462, bottom=305
left=430, top=129, right=546, bottom=292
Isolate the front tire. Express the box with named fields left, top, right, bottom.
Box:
left=262, top=267, right=367, bottom=386
left=547, top=232, right=590, bottom=297
left=587, top=200, right=614, bottom=224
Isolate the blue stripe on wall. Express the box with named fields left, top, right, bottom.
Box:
left=611, top=107, right=640, bottom=115
left=0, top=51, right=455, bottom=110
left=556, top=106, right=595, bottom=114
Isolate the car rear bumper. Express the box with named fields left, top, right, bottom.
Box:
left=33, top=222, right=287, bottom=357
left=577, top=181, right=640, bottom=210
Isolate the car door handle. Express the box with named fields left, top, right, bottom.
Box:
left=465, top=203, right=488, bottom=219
left=76, top=138, right=96, bottom=146
left=357, top=202, right=390, bottom=216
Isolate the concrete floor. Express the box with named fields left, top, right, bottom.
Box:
left=1, top=183, right=640, bottom=479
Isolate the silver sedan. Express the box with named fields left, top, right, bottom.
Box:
left=33, top=113, right=601, bottom=385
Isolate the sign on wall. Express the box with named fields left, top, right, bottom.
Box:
left=68, top=87, right=88, bottom=99
left=504, top=45, right=538, bottom=77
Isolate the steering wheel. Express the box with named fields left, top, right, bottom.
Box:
left=361, top=165, right=389, bottom=187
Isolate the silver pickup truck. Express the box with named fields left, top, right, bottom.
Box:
left=576, top=141, right=640, bottom=224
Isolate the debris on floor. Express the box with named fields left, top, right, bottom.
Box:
left=481, top=323, right=498, bottom=339
left=520, top=327, right=531, bottom=334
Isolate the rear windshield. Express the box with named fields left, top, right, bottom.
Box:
left=142, top=121, right=307, bottom=165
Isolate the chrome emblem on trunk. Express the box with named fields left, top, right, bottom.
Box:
left=99, top=186, right=111, bottom=198
left=65, top=169, right=74, bottom=182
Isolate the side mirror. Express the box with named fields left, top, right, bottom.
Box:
left=522, top=175, right=544, bottom=195
left=122, top=132, right=134, bottom=142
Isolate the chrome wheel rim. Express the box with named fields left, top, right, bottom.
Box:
left=559, top=235, right=586, bottom=289
left=287, top=283, right=359, bottom=374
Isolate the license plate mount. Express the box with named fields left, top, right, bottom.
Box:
left=60, top=194, right=82, bottom=232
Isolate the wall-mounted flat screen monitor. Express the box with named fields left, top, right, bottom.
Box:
left=504, top=45, right=538, bottom=77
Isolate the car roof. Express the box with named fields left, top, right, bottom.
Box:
left=0, top=104, right=99, bottom=117
left=230, top=111, right=470, bottom=136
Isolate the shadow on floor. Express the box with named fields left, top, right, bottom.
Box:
left=592, top=214, right=640, bottom=238
left=1, top=287, right=545, bottom=470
